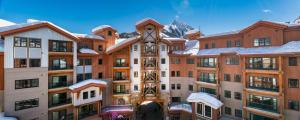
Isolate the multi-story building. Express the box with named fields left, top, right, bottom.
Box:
left=0, top=17, right=300, bottom=120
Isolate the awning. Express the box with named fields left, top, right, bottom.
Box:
left=102, top=105, right=134, bottom=113
left=187, top=92, right=223, bottom=109
left=169, top=102, right=192, bottom=113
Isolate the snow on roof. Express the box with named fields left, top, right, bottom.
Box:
left=185, top=29, right=200, bottom=35
left=135, top=18, right=160, bottom=26
left=173, top=40, right=199, bottom=55
left=169, top=103, right=192, bottom=113
left=106, top=36, right=140, bottom=53
left=79, top=48, right=98, bottom=54
left=195, top=41, right=300, bottom=56
left=102, top=105, right=134, bottom=113
left=91, top=25, right=112, bottom=33
left=68, top=79, right=107, bottom=90
left=164, top=37, right=187, bottom=41
left=201, top=30, right=240, bottom=39
left=115, top=38, right=127, bottom=44
left=187, top=92, right=223, bottom=109
left=0, top=113, right=17, bottom=120
left=72, top=33, right=104, bottom=40
left=0, top=20, right=77, bottom=39
left=0, top=19, right=16, bottom=27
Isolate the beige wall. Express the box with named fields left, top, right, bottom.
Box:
left=4, top=68, right=48, bottom=120
left=170, top=77, right=195, bottom=102
left=220, top=81, right=243, bottom=119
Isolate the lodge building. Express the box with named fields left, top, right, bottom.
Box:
left=0, top=17, right=299, bottom=120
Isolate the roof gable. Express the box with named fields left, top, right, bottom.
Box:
left=136, top=18, right=164, bottom=32
left=240, top=21, right=288, bottom=33
left=0, top=22, right=79, bottom=41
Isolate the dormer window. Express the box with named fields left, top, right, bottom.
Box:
left=254, top=37, right=271, bottom=47
left=108, top=30, right=112, bottom=36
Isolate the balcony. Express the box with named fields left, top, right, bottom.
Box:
left=49, top=98, right=72, bottom=108
left=247, top=86, right=279, bottom=92
left=247, top=101, right=278, bottom=113
left=113, top=90, right=130, bottom=95
left=246, top=64, right=278, bottom=70
left=78, top=110, right=97, bottom=119
left=114, top=63, right=129, bottom=69
left=49, top=81, right=73, bottom=89
left=49, top=65, right=73, bottom=70
left=197, top=78, right=217, bottom=84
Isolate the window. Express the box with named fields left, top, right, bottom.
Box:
left=134, top=71, right=138, bottom=78
left=188, top=71, right=193, bottom=77
left=224, top=90, right=231, bottom=98
left=288, top=79, right=299, bottom=88
left=90, top=90, right=95, bottom=98
left=134, top=85, right=138, bottom=91
left=15, top=78, right=39, bottom=89
left=84, top=59, right=92, bottom=65
left=14, top=59, right=27, bottom=68
left=161, top=58, right=166, bottom=64
left=248, top=76, right=278, bottom=91
left=205, top=44, right=209, bottom=49
left=98, top=72, right=103, bottom=79
left=235, top=40, right=241, bottom=47
left=171, top=58, right=180, bottom=64
left=161, top=45, right=166, bottom=51
left=29, top=38, right=41, bottom=48
left=83, top=92, right=88, bottom=99
left=225, top=107, right=231, bottom=115
left=171, top=71, right=180, bottom=77
left=171, top=97, right=181, bottom=102
left=234, top=74, right=241, bottom=82
left=199, top=72, right=216, bottom=83
left=199, top=58, right=217, bottom=67
left=177, top=84, right=181, bottom=90
left=200, top=87, right=216, bottom=95
left=50, top=40, right=68, bottom=52
left=248, top=57, right=277, bottom=70
left=161, top=71, right=166, bottom=77
left=171, top=84, right=175, bottom=90
left=133, top=45, right=138, bottom=51
left=248, top=94, right=278, bottom=112
left=161, top=84, right=166, bottom=90
left=176, top=71, right=180, bottom=77
left=189, top=85, right=193, bottom=91
left=15, top=98, right=39, bottom=111
left=186, top=58, right=194, bottom=64
left=197, top=103, right=203, bottom=115
left=98, top=59, right=103, bottom=65
left=235, top=109, right=243, bottom=118
left=14, top=37, right=28, bottom=47
left=211, top=42, right=216, bottom=48
left=226, top=41, right=232, bottom=48
left=108, top=31, right=112, bottom=36
left=254, top=37, right=271, bottom=47
left=289, top=57, right=297, bottom=66
left=134, top=59, right=138, bottom=64
left=226, top=57, right=239, bottom=65
left=224, top=74, right=231, bottom=81
left=29, top=59, right=41, bottom=67
left=204, top=105, right=212, bottom=118
left=85, top=73, right=92, bottom=80
left=98, top=45, right=103, bottom=51
left=234, top=92, right=242, bottom=100
left=288, top=100, right=299, bottom=111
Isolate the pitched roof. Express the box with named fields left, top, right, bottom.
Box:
left=187, top=92, right=223, bottom=109
left=106, top=36, right=140, bottom=54
left=91, top=25, right=116, bottom=33
left=68, top=79, right=107, bottom=92
left=0, top=21, right=79, bottom=41
left=72, top=33, right=104, bottom=40
left=136, top=18, right=164, bottom=31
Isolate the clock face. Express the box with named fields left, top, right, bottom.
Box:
left=143, top=25, right=156, bottom=42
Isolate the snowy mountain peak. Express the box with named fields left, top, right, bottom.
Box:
left=119, top=19, right=196, bottom=38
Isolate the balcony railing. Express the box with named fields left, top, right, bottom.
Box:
left=197, top=63, right=216, bottom=68
left=49, top=81, right=73, bottom=89
left=113, top=90, right=130, bottom=94
left=114, top=63, right=129, bottom=67
left=247, top=86, right=279, bottom=92
left=114, top=76, right=129, bottom=81
left=246, top=63, right=278, bottom=70
left=197, top=78, right=217, bottom=84
left=49, top=66, right=73, bottom=71
left=247, top=101, right=278, bottom=113
left=49, top=98, right=72, bottom=108
left=78, top=110, right=97, bottom=119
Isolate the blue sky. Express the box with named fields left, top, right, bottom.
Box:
left=0, top=0, right=300, bottom=35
